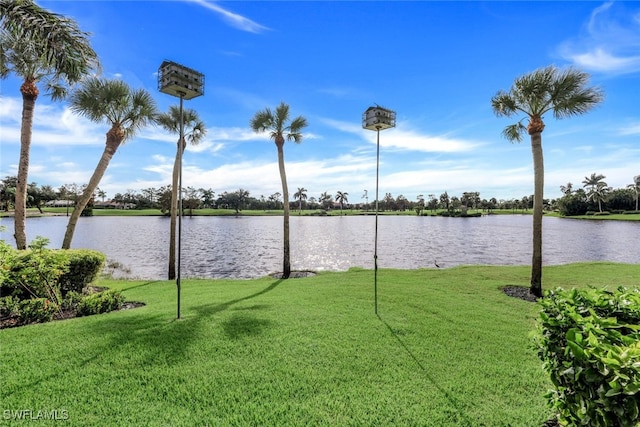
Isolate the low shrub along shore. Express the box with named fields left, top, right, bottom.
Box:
left=1, top=263, right=639, bottom=425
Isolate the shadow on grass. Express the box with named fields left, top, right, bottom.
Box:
left=221, top=312, right=273, bottom=340
left=4, top=279, right=281, bottom=399
left=378, top=314, right=474, bottom=426
left=82, top=278, right=284, bottom=365
left=191, top=279, right=283, bottom=317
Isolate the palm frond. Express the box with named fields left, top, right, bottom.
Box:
left=250, top=108, right=273, bottom=133
left=0, top=0, right=99, bottom=82
left=286, top=116, right=308, bottom=143
left=490, top=91, right=519, bottom=117
left=70, top=77, right=156, bottom=141
left=274, top=102, right=290, bottom=130
left=502, top=123, right=526, bottom=143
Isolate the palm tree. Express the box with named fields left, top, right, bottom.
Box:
left=250, top=102, right=308, bottom=279
left=96, top=188, right=107, bottom=202
left=335, top=191, right=349, bottom=214
left=628, top=175, right=640, bottom=212
left=560, top=182, right=573, bottom=196
left=293, top=187, right=307, bottom=213
left=582, top=173, right=609, bottom=213
left=61, top=78, right=157, bottom=249
left=156, top=106, right=206, bottom=280
left=0, top=1, right=98, bottom=249
left=416, top=194, right=425, bottom=215
left=319, top=191, right=332, bottom=210
left=491, top=65, right=603, bottom=297
left=269, top=192, right=281, bottom=209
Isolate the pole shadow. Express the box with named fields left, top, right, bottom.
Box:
left=377, top=314, right=474, bottom=425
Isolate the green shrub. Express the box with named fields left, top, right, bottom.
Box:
left=17, top=298, right=58, bottom=325
left=60, top=291, right=83, bottom=312
left=57, top=249, right=106, bottom=296
left=1, top=242, right=68, bottom=304
left=534, top=287, right=640, bottom=426
left=593, top=211, right=611, bottom=216
left=0, top=296, right=19, bottom=318
left=76, top=290, right=124, bottom=317
left=0, top=240, right=20, bottom=297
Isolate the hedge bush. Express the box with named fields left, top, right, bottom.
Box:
left=57, top=249, right=106, bottom=296
left=0, top=296, right=19, bottom=319
left=0, top=241, right=68, bottom=304
left=0, top=241, right=105, bottom=300
left=534, top=287, right=640, bottom=426
left=17, top=297, right=58, bottom=325
left=76, top=290, right=124, bottom=317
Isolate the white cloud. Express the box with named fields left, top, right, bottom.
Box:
left=567, top=48, right=640, bottom=73
left=375, top=128, right=482, bottom=153
left=0, top=97, right=104, bottom=146
left=188, top=0, right=269, bottom=33
left=618, top=122, right=640, bottom=136
left=558, top=1, right=640, bottom=74
left=320, top=117, right=482, bottom=153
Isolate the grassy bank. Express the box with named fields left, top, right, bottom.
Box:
left=2, top=263, right=638, bottom=426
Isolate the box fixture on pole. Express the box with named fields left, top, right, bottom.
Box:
left=362, top=105, right=396, bottom=131
left=157, top=60, right=204, bottom=320
left=362, top=104, right=396, bottom=316
left=158, top=60, right=205, bottom=100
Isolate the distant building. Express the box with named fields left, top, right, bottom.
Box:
left=45, top=200, right=75, bottom=207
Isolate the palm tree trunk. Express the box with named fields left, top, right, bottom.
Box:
left=62, top=129, right=122, bottom=249
left=276, top=141, right=291, bottom=279
left=530, top=132, right=544, bottom=297
left=14, top=82, right=38, bottom=250
left=168, top=141, right=182, bottom=280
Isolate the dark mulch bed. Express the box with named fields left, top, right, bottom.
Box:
left=502, top=285, right=540, bottom=303
left=269, top=270, right=317, bottom=279
left=0, top=297, right=145, bottom=330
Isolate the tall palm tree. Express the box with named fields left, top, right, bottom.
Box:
left=0, top=0, right=98, bottom=249
left=335, top=191, right=349, bottom=214
left=582, top=173, right=608, bottom=212
left=560, top=182, right=573, bottom=196
left=156, top=106, right=206, bottom=280
left=61, top=78, right=157, bottom=249
left=582, top=173, right=606, bottom=191
left=293, top=187, right=307, bottom=213
left=491, top=65, right=603, bottom=297
left=319, top=191, right=332, bottom=210
left=629, top=175, right=640, bottom=212
left=269, top=192, right=281, bottom=209
left=250, top=102, right=308, bottom=279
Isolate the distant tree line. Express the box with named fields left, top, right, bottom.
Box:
left=4, top=174, right=635, bottom=217
left=556, top=173, right=640, bottom=216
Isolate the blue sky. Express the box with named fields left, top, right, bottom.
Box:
left=1, top=0, right=639, bottom=204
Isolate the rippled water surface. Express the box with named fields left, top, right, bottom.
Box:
left=1, top=215, right=638, bottom=279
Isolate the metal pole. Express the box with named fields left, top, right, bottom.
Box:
left=374, top=127, right=380, bottom=315
left=177, top=93, right=184, bottom=319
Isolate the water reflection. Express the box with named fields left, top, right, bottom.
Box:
left=0, top=214, right=638, bottom=279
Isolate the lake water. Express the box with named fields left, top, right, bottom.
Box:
left=1, top=215, right=638, bottom=279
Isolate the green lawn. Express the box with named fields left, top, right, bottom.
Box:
left=2, top=263, right=638, bottom=426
